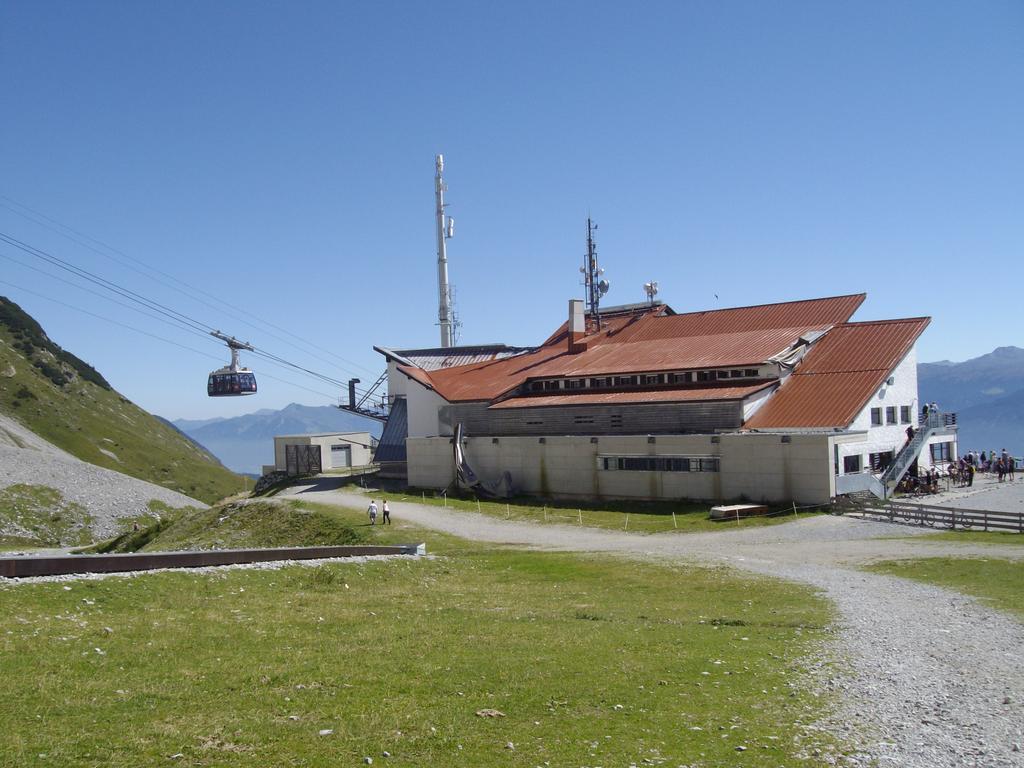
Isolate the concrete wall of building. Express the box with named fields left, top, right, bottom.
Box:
left=718, top=433, right=833, bottom=504
left=273, top=433, right=373, bottom=471
left=407, top=432, right=835, bottom=504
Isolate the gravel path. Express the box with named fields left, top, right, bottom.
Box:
left=932, top=474, right=1024, bottom=514
left=0, top=415, right=207, bottom=540
left=281, top=480, right=1024, bottom=768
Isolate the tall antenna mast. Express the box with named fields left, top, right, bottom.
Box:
left=435, top=154, right=456, bottom=348
left=579, top=217, right=610, bottom=330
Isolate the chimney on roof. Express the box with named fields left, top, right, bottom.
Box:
left=568, top=299, right=588, bottom=353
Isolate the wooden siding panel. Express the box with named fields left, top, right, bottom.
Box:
left=442, top=402, right=742, bottom=436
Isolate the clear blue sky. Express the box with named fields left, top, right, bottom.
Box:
left=1, top=1, right=1021, bottom=420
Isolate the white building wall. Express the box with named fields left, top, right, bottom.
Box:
left=405, top=379, right=450, bottom=438
left=386, top=359, right=408, bottom=401
left=742, top=385, right=778, bottom=421
left=837, top=348, right=918, bottom=474
left=835, top=346, right=957, bottom=474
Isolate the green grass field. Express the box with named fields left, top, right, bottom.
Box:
left=866, top=557, right=1024, bottom=619
left=371, top=488, right=823, bottom=534
left=0, top=504, right=841, bottom=767
left=913, top=530, right=1024, bottom=545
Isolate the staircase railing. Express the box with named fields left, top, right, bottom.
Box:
left=877, top=410, right=945, bottom=497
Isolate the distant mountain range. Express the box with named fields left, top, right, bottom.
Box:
left=171, top=403, right=382, bottom=475
left=919, top=346, right=1024, bottom=454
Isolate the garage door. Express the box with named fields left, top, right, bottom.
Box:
left=285, top=444, right=322, bottom=475
left=330, top=444, right=351, bottom=469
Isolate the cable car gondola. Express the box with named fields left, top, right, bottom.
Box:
left=208, top=331, right=257, bottom=397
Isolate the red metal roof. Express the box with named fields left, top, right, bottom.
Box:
left=610, top=293, right=865, bottom=341
left=534, top=326, right=826, bottom=376
left=744, top=318, right=930, bottom=429
left=415, top=294, right=866, bottom=403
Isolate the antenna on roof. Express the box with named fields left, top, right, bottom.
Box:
left=643, top=280, right=659, bottom=306
left=435, top=154, right=459, bottom=348
left=579, top=217, right=609, bottom=329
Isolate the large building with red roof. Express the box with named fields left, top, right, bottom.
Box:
left=373, top=293, right=957, bottom=504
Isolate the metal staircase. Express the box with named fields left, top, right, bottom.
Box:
left=876, top=411, right=945, bottom=498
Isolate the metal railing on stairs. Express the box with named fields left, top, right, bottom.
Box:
left=877, top=410, right=947, bottom=497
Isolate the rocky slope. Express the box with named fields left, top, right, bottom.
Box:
left=0, top=296, right=242, bottom=503
left=0, top=414, right=206, bottom=546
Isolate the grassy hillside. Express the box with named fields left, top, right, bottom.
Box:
left=91, top=500, right=367, bottom=553
left=0, top=483, right=93, bottom=548
left=0, top=296, right=242, bottom=504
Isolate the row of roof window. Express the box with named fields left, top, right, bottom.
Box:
left=527, top=368, right=765, bottom=393
left=870, top=405, right=913, bottom=427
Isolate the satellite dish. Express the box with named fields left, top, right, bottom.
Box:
left=598, top=279, right=610, bottom=295
left=446, top=217, right=455, bottom=238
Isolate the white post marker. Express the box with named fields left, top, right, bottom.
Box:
left=672, top=510, right=677, bottom=529
left=578, top=509, right=582, bottom=525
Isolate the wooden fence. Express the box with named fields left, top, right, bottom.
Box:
left=837, top=499, right=1023, bottom=533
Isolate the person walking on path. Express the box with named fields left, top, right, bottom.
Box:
left=382, top=499, right=391, bottom=525
left=367, top=499, right=378, bottom=525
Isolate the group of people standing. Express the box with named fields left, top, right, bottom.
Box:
left=959, top=449, right=1017, bottom=483
left=366, top=498, right=391, bottom=525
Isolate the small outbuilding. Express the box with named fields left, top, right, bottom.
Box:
left=271, top=432, right=375, bottom=475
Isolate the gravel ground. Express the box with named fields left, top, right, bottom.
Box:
left=281, top=480, right=1024, bottom=768
left=0, top=415, right=207, bottom=540
left=931, top=474, right=1024, bottom=514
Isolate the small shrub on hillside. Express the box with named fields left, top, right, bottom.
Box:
left=33, top=360, right=69, bottom=387
left=14, top=386, right=35, bottom=400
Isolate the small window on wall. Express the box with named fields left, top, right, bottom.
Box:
left=869, top=451, right=894, bottom=472
left=930, top=442, right=952, bottom=463
left=870, top=408, right=882, bottom=426
left=885, top=406, right=897, bottom=425
left=744, top=369, right=759, bottom=377
left=843, top=455, right=862, bottom=474
left=900, top=406, right=911, bottom=424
